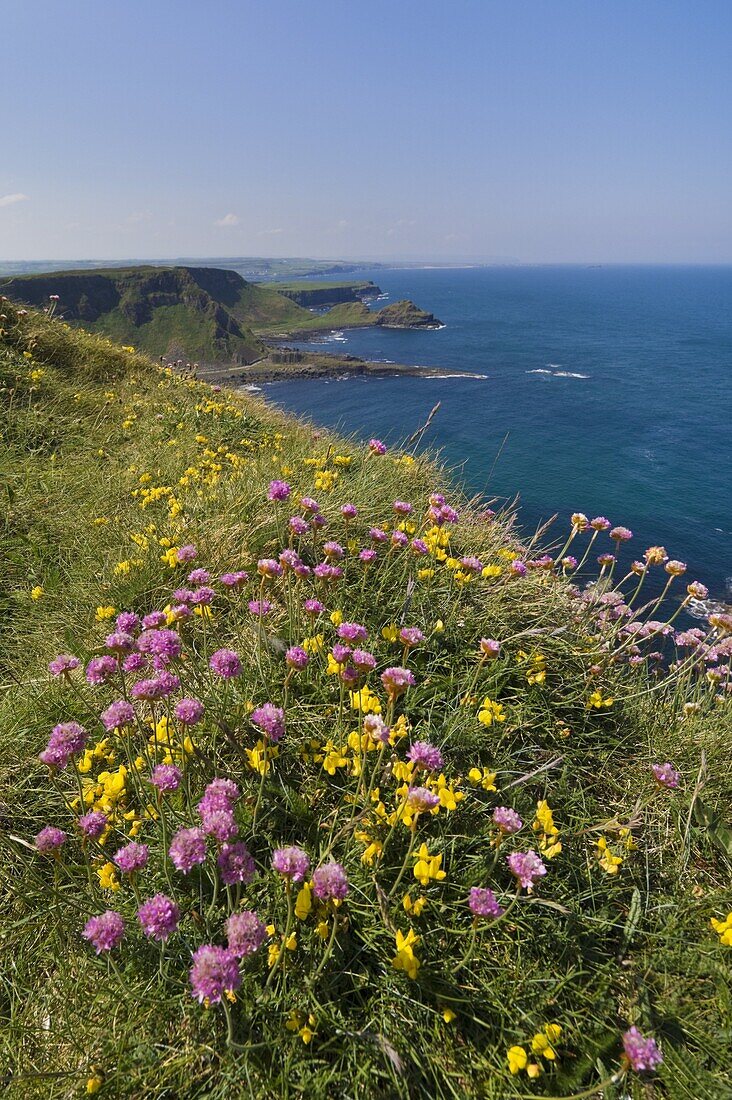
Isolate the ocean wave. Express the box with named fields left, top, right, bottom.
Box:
left=423, top=372, right=488, bottom=380
left=526, top=367, right=589, bottom=379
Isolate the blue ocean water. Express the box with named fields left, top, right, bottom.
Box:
left=260, top=266, right=732, bottom=603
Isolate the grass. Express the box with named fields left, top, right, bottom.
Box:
left=1, top=301, right=731, bottom=1099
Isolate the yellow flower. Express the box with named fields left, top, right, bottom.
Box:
left=349, top=685, right=382, bottom=714
left=329, top=609, right=343, bottom=626
left=97, top=862, right=120, bottom=891
left=86, top=1072, right=104, bottom=1094
left=412, top=843, right=446, bottom=887
left=95, top=606, right=116, bottom=622
left=442, top=1008, right=456, bottom=1023
left=381, top=623, right=399, bottom=643
left=533, top=800, right=562, bottom=859
left=508, top=1046, right=528, bottom=1074
left=295, top=882, right=313, bottom=920
left=392, top=928, right=420, bottom=979
left=30, top=585, right=44, bottom=600
left=711, top=912, right=732, bottom=945
left=481, top=564, right=502, bottom=578
left=587, top=690, right=614, bottom=710
left=596, top=836, right=622, bottom=874
left=478, top=697, right=506, bottom=726
left=302, top=634, right=325, bottom=655
left=403, top=893, right=427, bottom=917
left=468, top=766, right=497, bottom=791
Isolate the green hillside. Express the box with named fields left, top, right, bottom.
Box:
left=1, top=267, right=442, bottom=354
left=0, top=266, right=265, bottom=364
left=1, top=303, right=731, bottom=1099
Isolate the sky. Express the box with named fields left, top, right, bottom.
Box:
left=2, top=0, right=732, bottom=263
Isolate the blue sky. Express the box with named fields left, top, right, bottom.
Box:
left=2, top=0, right=731, bottom=262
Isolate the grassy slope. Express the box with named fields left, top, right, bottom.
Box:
left=1, top=306, right=731, bottom=1100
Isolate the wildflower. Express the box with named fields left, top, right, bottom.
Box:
left=35, top=826, right=66, bottom=853
left=644, top=545, right=668, bottom=565
left=622, top=1027, right=663, bottom=1073
left=533, top=800, right=562, bottom=858
left=97, top=862, right=120, bottom=891
left=467, top=766, right=497, bottom=791
left=189, top=945, right=240, bottom=1005
left=105, top=631, right=135, bottom=655
left=665, top=559, right=687, bottom=576
left=101, top=700, right=135, bottom=732
left=399, top=626, right=425, bottom=647
left=338, top=621, right=368, bottom=643
left=289, top=515, right=309, bottom=536
left=652, top=762, right=681, bottom=789
left=272, top=846, right=310, bottom=882
left=286, top=645, right=309, bottom=670
left=48, top=653, right=81, bottom=677
left=220, top=570, right=249, bottom=588
left=364, top=714, right=390, bottom=743
left=209, top=648, right=242, bottom=678
left=369, top=527, right=388, bottom=542
left=477, top=697, right=506, bottom=726
left=218, top=842, right=256, bottom=885
left=352, top=648, right=376, bottom=672
left=381, top=666, right=416, bottom=700
left=304, top=598, right=325, bottom=616
left=493, top=806, right=522, bottom=835
left=257, top=558, right=283, bottom=580
left=169, top=827, right=207, bottom=873
left=531, top=1024, right=562, bottom=1060
left=610, top=526, right=633, bottom=542
left=469, top=887, right=504, bottom=919
left=507, top=850, right=547, bottom=891
left=150, top=764, right=182, bottom=793
left=391, top=529, right=409, bottom=548
left=86, top=656, right=118, bottom=685
left=596, top=836, right=623, bottom=874
left=300, top=495, right=320, bottom=514
left=587, top=690, right=613, bottom=709
left=391, top=928, right=420, bottom=978
left=479, top=638, right=500, bottom=659
left=114, top=841, right=149, bottom=874
left=226, top=910, right=267, bottom=957
left=176, top=545, right=198, bottom=564
left=268, top=479, right=292, bottom=501
left=142, top=610, right=167, bottom=629
left=131, top=675, right=178, bottom=701
left=359, top=548, right=377, bottom=564
left=137, top=894, right=180, bottom=941
left=403, top=892, right=427, bottom=916
left=687, top=580, right=708, bottom=600
left=508, top=560, right=527, bottom=577
left=341, top=502, right=358, bottom=519
left=83, top=911, right=125, bottom=954
left=507, top=1046, right=529, bottom=1075
left=402, top=741, right=445, bottom=780
left=710, top=912, right=732, bottom=945
left=188, top=568, right=211, bottom=585
left=39, top=721, right=88, bottom=769
left=369, top=438, right=387, bottom=455
left=78, top=811, right=107, bottom=840
left=412, top=844, right=446, bottom=886
left=405, top=786, right=440, bottom=814
left=251, top=702, right=285, bottom=742
left=174, top=697, right=205, bottom=725
left=312, top=860, right=349, bottom=901
left=597, top=553, right=616, bottom=567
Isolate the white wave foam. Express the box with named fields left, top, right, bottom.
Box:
left=526, top=368, right=589, bottom=379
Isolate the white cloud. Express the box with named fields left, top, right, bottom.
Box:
left=127, top=210, right=152, bottom=224
left=214, top=212, right=240, bottom=227
left=0, top=192, right=29, bottom=208
left=257, top=227, right=284, bottom=236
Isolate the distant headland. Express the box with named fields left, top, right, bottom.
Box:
left=0, top=264, right=443, bottom=373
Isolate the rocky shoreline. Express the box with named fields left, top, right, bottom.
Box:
left=194, top=347, right=481, bottom=385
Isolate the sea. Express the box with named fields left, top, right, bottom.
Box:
left=258, top=265, right=731, bottom=607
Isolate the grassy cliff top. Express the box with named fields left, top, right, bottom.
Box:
left=1, top=304, right=730, bottom=1099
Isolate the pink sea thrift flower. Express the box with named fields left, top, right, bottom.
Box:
left=101, top=699, right=135, bottom=732
left=35, top=826, right=66, bottom=853
left=39, top=721, right=88, bottom=769
left=312, top=861, right=349, bottom=901
left=174, top=697, right=204, bottom=725
left=381, top=666, right=415, bottom=699
left=251, top=703, right=285, bottom=742
left=286, top=646, right=309, bottom=670
left=169, top=827, right=207, bottom=873
left=405, top=786, right=440, bottom=813
left=652, top=763, right=681, bottom=789
left=407, top=741, right=444, bottom=773
left=493, top=807, right=523, bottom=834
left=83, top=911, right=125, bottom=953
left=469, top=887, right=504, bottom=919
left=217, top=842, right=256, bottom=885
left=268, top=479, right=292, bottom=501
left=48, top=654, right=81, bottom=677
left=209, top=648, right=242, bottom=678
left=271, top=845, right=310, bottom=882
left=622, top=1027, right=663, bottom=1073
left=137, top=894, right=180, bottom=941
left=507, top=849, right=547, bottom=891
left=78, top=811, right=107, bottom=839
left=150, top=764, right=182, bottom=793
left=114, top=842, right=149, bottom=874
left=189, top=945, right=240, bottom=1004
left=226, top=910, right=267, bottom=957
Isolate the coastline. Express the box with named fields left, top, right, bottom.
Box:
left=194, top=347, right=483, bottom=385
